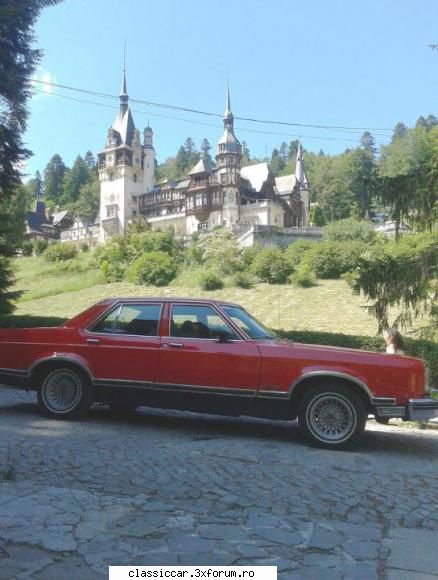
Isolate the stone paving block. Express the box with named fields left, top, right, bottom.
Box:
left=387, top=527, right=438, bottom=575
left=32, top=555, right=104, bottom=580
left=387, top=571, right=438, bottom=580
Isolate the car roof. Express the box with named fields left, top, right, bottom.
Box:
left=98, top=297, right=241, bottom=308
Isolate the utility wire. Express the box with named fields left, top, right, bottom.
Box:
left=30, top=78, right=394, bottom=133
left=31, top=87, right=388, bottom=145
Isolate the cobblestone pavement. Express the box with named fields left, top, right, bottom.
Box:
left=0, top=389, right=437, bottom=580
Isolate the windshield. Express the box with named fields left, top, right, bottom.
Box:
left=222, top=306, right=277, bottom=340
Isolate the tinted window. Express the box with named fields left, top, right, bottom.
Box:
left=90, top=304, right=161, bottom=336
left=170, top=304, right=238, bottom=340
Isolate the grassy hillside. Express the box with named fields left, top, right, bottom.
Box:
left=11, top=256, right=381, bottom=335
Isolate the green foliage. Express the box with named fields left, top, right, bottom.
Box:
left=233, top=271, right=254, bottom=289
left=323, top=218, right=377, bottom=243
left=352, top=233, right=438, bottom=332
left=289, top=265, right=317, bottom=288
left=126, top=252, right=177, bottom=286
left=32, top=239, right=48, bottom=255
left=80, top=243, right=89, bottom=252
left=43, top=154, right=66, bottom=203
left=21, top=242, right=33, bottom=256
left=251, top=246, right=293, bottom=284
left=62, top=155, right=91, bottom=204
left=93, top=236, right=135, bottom=281
left=378, top=126, right=438, bottom=234
left=310, top=205, right=326, bottom=226
left=303, top=241, right=366, bottom=279
left=43, top=242, right=78, bottom=262
left=199, top=270, right=224, bottom=291
left=284, top=240, right=316, bottom=268
left=199, top=229, right=242, bottom=275
left=241, top=243, right=261, bottom=268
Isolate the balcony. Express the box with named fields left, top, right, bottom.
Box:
left=101, top=216, right=120, bottom=234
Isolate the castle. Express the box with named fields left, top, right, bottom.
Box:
left=63, top=72, right=310, bottom=247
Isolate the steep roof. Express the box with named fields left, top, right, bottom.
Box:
left=241, top=162, right=270, bottom=193
left=188, top=157, right=214, bottom=175
left=275, top=174, right=298, bottom=195
left=111, top=107, right=136, bottom=147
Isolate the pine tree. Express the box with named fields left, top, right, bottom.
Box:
left=43, top=154, right=66, bottom=203
left=62, top=155, right=89, bottom=203
left=0, top=0, right=61, bottom=315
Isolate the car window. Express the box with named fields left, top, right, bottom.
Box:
left=221, top=306, right=276, bottom=339
left=170, top=304, right=239, bottom=340
left=90, top=304, right=161, bottom=336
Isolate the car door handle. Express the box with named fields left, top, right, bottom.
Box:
left=163, top=342, right=184, bottom=348
left=86, top=338, right=100, bottom=344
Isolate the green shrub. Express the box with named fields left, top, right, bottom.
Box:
left=284, top=239, right=316, bottom=268
left=289, top=265, right=317, bottom=288
left=199, top=270, right=224, bottom=290
left=233, top=271, right=254, bottom=289
left=241, top=243, right=262, bottom=269
left=310, top=205, right=326, bottom=226
left=80, top=243, right=89, bottom=252
left=21, top=242, right=33, bottom=256
left=93, top=236, right=136, bottom=281
left=251, top=246, right=293, bottom=284
left=302, top=241, right=366, bottom=279
left=323, top=218, right=377, bottom=243
left=126, top=251, right=177, bottom=286
left=199, top=229, right=242, bottom=275
left=43, top=243, right=77, bottom=262
left=32, top=239, right=48, bottom=255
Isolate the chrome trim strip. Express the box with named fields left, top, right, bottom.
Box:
left=372, top=397, right=397, bottom=405
left=154, top=382, right=256, bottom=397
left=85, top=301, right=164, bottom=336
left=28, top=355, right=94, bottom=380
left=289, top=371, right=374, bottom=402
left=257, top=390, right=289, bottom=399
left=168, top=303, right=246, bottom=341
left=0, top=367, right=28, bottom=377
left=93, top=378, right=153, bottom=390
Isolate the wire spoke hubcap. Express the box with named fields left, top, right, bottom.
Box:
left=43, top=370, right=82, bottom=413
left=308, top=393, right=357, bottom=442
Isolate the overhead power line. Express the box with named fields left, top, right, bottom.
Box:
left=30, top=78, right=394, bottom=133
left=31, top=87, right=387, bottom=145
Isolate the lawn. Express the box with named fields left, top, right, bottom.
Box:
left=11, top=257, right=380, bottom=335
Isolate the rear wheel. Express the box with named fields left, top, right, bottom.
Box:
left=38, top=367, right=92, bottom=419
left=298, top=383, right=366, bottom=449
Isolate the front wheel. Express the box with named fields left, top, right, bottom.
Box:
left=38, top=367, right=92, bottom=419
left=298, top=383, right=366, bottom=450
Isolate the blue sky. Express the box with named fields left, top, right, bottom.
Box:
left=24, top=0, right=438, bottom=178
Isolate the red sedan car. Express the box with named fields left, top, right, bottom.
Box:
left=0, top=298, right=437, bottom=449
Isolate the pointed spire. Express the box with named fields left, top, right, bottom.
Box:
left=121, top=40, right=127, bottom=97
left=295, top=142, right=308, bottom=189
left=222, top=84, right=235, bottom=134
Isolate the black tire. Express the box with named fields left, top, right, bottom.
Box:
left=298, top=383, right=366, bottom=450
left=37, top=366, right=92, bottom=419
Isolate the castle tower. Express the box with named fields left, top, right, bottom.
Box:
left=295, top=143, right=310, bottom=226
left=215, top=87, right=242, bottom=227
left=97, top=69, right=155, bottom=242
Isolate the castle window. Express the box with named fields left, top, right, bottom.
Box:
left=109, top=172, right=114, bottom=182
left=106, top=205, right=118, bottom=218
left=132, top=195, right=137, bottom=203
left=133, top=174, right=137, bottom=183
left=220, top=172, right=226, bottom=184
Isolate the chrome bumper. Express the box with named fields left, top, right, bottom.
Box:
left=405, top=398, right=438, bottom=421
left=374, top=397, right=438, bottom=421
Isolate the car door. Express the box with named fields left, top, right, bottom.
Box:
left=77, top=302, right=162, bottom=389
left=156, top=303, right=260, bottom=414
